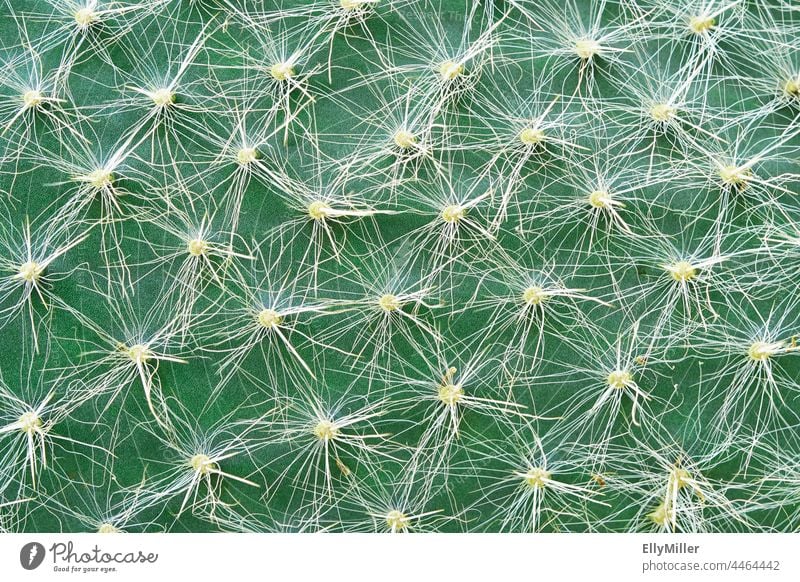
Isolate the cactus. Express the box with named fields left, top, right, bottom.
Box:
left=0, top=0, right=798, bottom=533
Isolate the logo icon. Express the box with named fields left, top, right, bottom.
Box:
left=20, top=542, right=46, bottom=570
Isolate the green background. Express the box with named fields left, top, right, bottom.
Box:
left=1, top=0, right=798, bottom=532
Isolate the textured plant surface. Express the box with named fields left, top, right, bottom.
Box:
left=1, top=0, right=799, bottom=533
